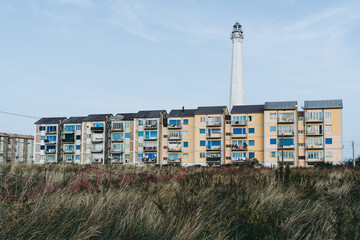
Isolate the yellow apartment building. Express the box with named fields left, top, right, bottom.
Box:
left=303, top=100, right=343, bottom=165
left=230, top=105, right=265, bottom=164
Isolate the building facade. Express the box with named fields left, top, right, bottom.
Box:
left=0, top=132, right=34, bottom=164
left=33, top=99, right=343, bottom=166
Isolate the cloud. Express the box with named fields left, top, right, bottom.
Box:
left=106, top=0, right=158, bottom=42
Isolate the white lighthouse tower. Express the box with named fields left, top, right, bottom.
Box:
left=229, top=22, right=245, bottom=110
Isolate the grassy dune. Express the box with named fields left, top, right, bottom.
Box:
left=0, top=164, right=359, bottom=240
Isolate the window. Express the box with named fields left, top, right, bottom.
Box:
left=113, top=123, right=123, bottom=129
left=126, top=122, right=130, bottom=128
left=232, top=152, right=246, bottom=160
left=270, top=126, right=276, bottom=132
left=298, top=117, right=304, bottom=121
left=183, top=153, right=188, bottom=159
left=76, top=145, right=81, bottom=150
left=183, top=119, right=189, bottom=125
left=112, top=143, right=123, bottom=151
left=307, top=151, right=323, bottom=159
left=249, top=140, right=254, bottom=146
left=138, top=131, right=144, bottom=137
left=200, top=129, right=205, bottom=134
left=41, top=136, right=45, bottom=140
left=208, top=140, right=221, bottom=150
left=40, top=145, right=45, bottom=150
left=113, top=133, right=123, bottom=140
left=76, top=155, right=80, bottom=160
left=326, top=151, right=333, bottom=158
left=248, top=116, right=254, bottom=121
left=200, top=141, right=205, bottom=147
left=39, top=126, right=45, bottom=131
left=65, top=125, right=75, bottom=132
left=46, top=136, right=56, bottom=142
left=183, top=130, right=188, bottom=136
left=95, top=123, right=103, bottom=127
left=184, top=142, right=188, bottom=148
left=145, top=131, right=157, bottom=139
left=299, top=143, right=305, bottom=147
left=233, top=128, right=246, bottom=134
left=279, top=138, right=294, bottom=147
left=270, top=113, right=276, bottom=119
left=325, top=112, right=332, bottom=118
left=200, top=117, right=205, bottom=123
left=200, top=152, right=205, bottom=158
left=76, top=135, right=81, bottom=140
left=46, top=126, right=57, bottom=132
left=306, top=112, right=322, bottom=121
left=279, top=151, right=294, bottom=159
left=325, top=138, right=332, bottom=144
left=249, top=152, right=255, bottom=158
left=270, top=138, right=276, bottom=145
left=169, top=120, right=181, bottom=127
left=138, top=120, right=143, bottom=125
left=249, top=128, right=255, bottom=134
left=271, top=152, right=276, bottom=158
left=226, top=133, right=231, bottom=136
left=138, top=154, right=143, bottom=158
left=126, top=133, right=131, bottom=138
left=298, top=130, right=304, bottom=134
left=87, top=134, right=91, bottom=138
left=138, top=143, right=143, bottom=148
left=325, top=125, right=332, bottom=132
left=76, top=125, right=81, bottom=130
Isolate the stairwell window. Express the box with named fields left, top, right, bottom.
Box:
left=270, top=113, right=276, bottom=119
left=325, top=138, right=332, bottom=144
left=325, top=112, right=332, bottom=118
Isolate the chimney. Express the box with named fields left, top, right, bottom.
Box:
left=182, top=106, right=184, bottom=112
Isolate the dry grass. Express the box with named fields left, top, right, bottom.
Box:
left=0, top=164, right=359, bottom=240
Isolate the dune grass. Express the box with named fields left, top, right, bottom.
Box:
left=0, top=164, right=359, bottom=240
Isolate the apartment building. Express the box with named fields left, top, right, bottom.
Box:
left=230, top=105, right=264, bottom=164
left=164, top=108, right=197, bottom=166
left=32, top=99, right=343, bottom=166
left=110, top=113, right=136, bottom=164
left=194, top=106, right=229, bottom=166
left=264, top=101, right=298, bottom=167
left=0, top=132, right=34, bottom=164
left=133, top=110, right=167, bottom=164
left=34, top=117, right=67, bottom=164
left=82, top=114, right=113, bottom=164
left=303, top=100, right=343, bottom=165
left=62, top=117, right=86, bottom=164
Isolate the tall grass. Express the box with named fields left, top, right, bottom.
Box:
left=0, top=164, right=359, bottom=239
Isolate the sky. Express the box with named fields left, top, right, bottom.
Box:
left=0, top=0, right=359, bottom=159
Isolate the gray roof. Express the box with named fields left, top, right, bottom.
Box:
left=231, top=105, right=264, bottom=114
left=134, top=110, right=166, bottom=118
left=304, top=99, right=343, bottom=109
left=168, top=109, right=197, bottom=117
left=63, top=116, right=87, bottom=124
left=83, top=114, right=113, bottom=121
left=195, top=106, right=227, bottom=115
left=114, top=113, right=137, bottom=120
left=264, top=101, right=297, bottom=110
left=35, top=117, right=67, bottom=124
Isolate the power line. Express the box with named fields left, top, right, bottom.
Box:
left=0, top=110, right=40, bottom=119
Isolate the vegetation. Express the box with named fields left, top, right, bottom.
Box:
left=0, top=164, right=360, bottom=240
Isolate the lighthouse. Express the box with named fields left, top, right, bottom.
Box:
left=229, top=22, right=245, bottom=110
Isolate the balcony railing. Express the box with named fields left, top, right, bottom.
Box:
left=145, top=124, right=157, bottom=130
left=112, top=138, right=124, bottom=142
left=90, top=157, right=103, bottom=164
left=45, top=149, right=56, bottom=154
left=168, top=158, right=181, bottom=163
left=306, top=118, right=323, bottom=122
left=278, top=145, right=295, bottom=149
left=92, top=148, right=103, bottom=153
left=232, top=157, right=246, bottom=162
left=306, top=130, right=323, bottom=135
left=278, top=131, right=295, bottom=136
left=111, top=158, right=124, bottom=164
left=231, top=144, right=247, bottom=150
left=168, top=123, right=182, bottom=129
left=92, top=137, right=103, bottom=143
left=207, top=121, right=222, bottom=127
left=62, top=138, right=74, bottom=143
left=142, top=157, right=157, bottom=163
left=232, top=133, right=247, bottom=138
left=231, top=120, right=247, bottom=126
left=307, top=157, right=324, bottom=162
left=144, top=146, right=157, bottom=152
left=278, top=117, right=294, bottom=123
left=45, top=140, right=56, bottom=145
left=168, top=135, right=181, bottom=140
left=91, top=127, right=104, bottom=132
left=64, top=149, right=74, bottom=154
left=277, top=157, right=294, bottom=162
left=206, top=156, right=221, bottom=162
left=46, top=130, right=57, bottom=134
left=111, top=148, right=123, bottom=153
left=207, top=133, right=221, bottom=139
left=168, top=146, right=182, bottom=152
left=112, top=126, right=124, bottom=132
left=306, top=144, right=323, bottom=149
left=207, top=145, right=221, bottom=151
left=144, top=136, right=158, bottom=141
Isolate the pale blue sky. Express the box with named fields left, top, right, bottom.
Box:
left=0, top=0, right=359, bottom=159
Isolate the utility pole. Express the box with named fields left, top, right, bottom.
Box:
left=352, top=141, right=356, bottom=167
left=281, top=133, right=284, bottom=166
